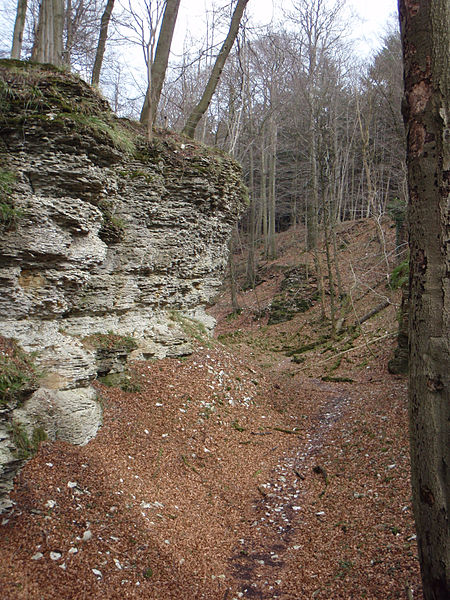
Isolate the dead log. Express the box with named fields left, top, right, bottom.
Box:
left=357, top=299, right=390, bottom=325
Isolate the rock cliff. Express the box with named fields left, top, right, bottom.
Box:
left=0, top=60, right=245, bottom=510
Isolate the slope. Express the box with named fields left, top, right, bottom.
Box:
left=0, top=218, right=421, bottom=599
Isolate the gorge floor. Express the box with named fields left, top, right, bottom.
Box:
left=1, top=219, right=420, bottom=599
left=0, top=339, right=421, bottom=600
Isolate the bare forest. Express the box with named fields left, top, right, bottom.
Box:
left=0, top=1, right=448, bottom=599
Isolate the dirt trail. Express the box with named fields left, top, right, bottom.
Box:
left=221, top=364, right=353, bottom=599
left=202, top=219, right=421, bottom=598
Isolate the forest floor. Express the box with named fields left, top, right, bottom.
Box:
left=0, top=218, right=422, bottom=599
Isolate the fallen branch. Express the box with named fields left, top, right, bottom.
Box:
left=181, top=454, right=201, bottom=475
left=293, top=468, right=305, bottom=480
left=357, top=299, right=391, bottom=325
left=314, top=332, right=396, bottom=365
left=271, top=426, right=302, bottom=435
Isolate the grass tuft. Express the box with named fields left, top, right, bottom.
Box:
left=0, top=337, right=41, bottom=406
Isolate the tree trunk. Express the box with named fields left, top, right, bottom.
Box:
left=140, top=0, right=181, bottom=126
left=31, top=0, right=51, bottom=63
left=246, top=140, right=257, bottom=288
left=11, top=0, right=28, bottom=59
left=268, top=119, right=277, bottom=260
left=182, top=0, right=249, bottom=138
left=63, top=0, right=72, bottom=65
left=31, top=0, right=64, bottom=66
left=260, top=129, right=268, bottom=257
left=229, top=231, right=239, bottom=312
left=356, top=93, right=376, bottom=218
left=307, top=105, right=319, bottom=251
left=52, top=0, right=64, bottom=65
left=91, top=0, right=115, bottom=86
left=321, top=190, right=336, bottom=337
left=399, top=1, right=450, bottom=598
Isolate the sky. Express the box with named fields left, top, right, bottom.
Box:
left=0, top=0, right=399, bottom=62
left=173, top=0, right=399, bottom=59
left=346, top=0, right=399, bottom=55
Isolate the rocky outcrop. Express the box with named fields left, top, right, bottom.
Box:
left=0, top=60, right=245, bottom=509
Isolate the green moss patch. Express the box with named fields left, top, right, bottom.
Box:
left=11, top=422, right=47, bottom=459
left=168, top=311, right=208, bottom=342
left=268, top=265, right=318, bottom=325
left=0, top=59, right=135, bottom=155
left=389, top=259, right=409, bottom=290
left=82, top=332, right=138, bottom=352
left=98, top=369, right=141, bottom=393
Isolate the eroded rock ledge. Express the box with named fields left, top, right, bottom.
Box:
left=0, top=60, right=245, bottom=510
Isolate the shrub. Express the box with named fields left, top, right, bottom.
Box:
left=0, top=168, right=21, bottom=229
left=82, top=332, right=138, bottom=352
left=389, top=259, right=409, bottom=290
left=0, top=337, right=40, bottom=406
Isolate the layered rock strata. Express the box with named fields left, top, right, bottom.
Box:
left=0, top=60, right=245, bottom=509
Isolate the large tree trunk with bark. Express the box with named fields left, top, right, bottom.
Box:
left=11, top=0, right=28, bottom=59
left=140, top=0, right=181, bottom=126
left=91, top=0, right=115, bottom=86
left=31, top=0, right=64, bottom=66
left=399, top=1, right=450, bottom=598
left=182, top=0, right=249, bottom=139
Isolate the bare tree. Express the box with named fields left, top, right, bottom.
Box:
left=91, top=0, right=115, bottom=86
left=64, top=1, right=106, bottom=73
left=399, top=0, right=450, bottom=598
left=11, top=0, right=28, bottom=59
left=31, top=0, right=64, bottom=66
left=120, top=0, right=166, bottom=141
left=140, top=0, right=180, bottom=126
left=182, top=0, right=250, bottom=139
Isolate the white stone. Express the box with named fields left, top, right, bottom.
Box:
left=83, top=530, right=92, bottom=542
left=13, top=387, right=101, bottom=446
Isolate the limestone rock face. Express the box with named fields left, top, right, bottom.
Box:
left=13, top=387, right=102, bottom=446
left=0, top=60, right=245, bottom=510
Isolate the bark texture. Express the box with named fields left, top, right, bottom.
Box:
left=399, top=1, right=450, bottom=598
left=31, top=0, right=64, bottom=66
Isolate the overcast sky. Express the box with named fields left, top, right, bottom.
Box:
left=0, top=0, right=399, bottom=61
left=173, top=0, right=399, bottom=58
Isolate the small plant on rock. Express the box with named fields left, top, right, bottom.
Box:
left=0, top=168, right=21, bottom=230
left=82, top=332, right=138, bottom=352
left=0, top=336, right=41, bottom=406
